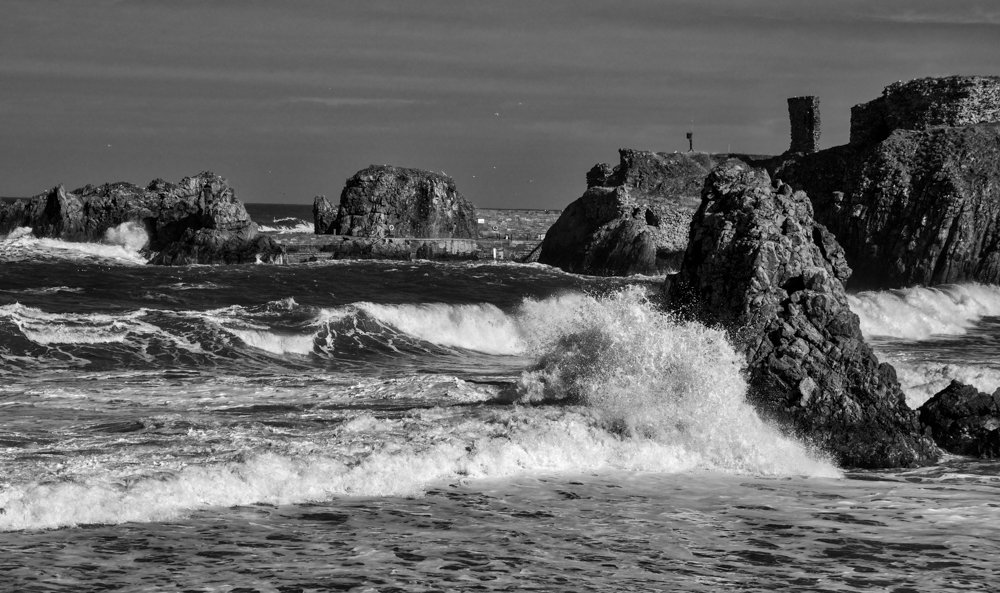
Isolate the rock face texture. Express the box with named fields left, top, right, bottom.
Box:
left=918, top=381, right=1000, bottom=458
left=321, top=165, right=477, bottom=239
left=665, top=161, right=938, bottom=468
left=850, top=76, right=1000, bottom=145
left=537, top=185, right=661, bottom=276
left=313, top=195, right=337, bottom=235
left=539, top=149, right=720, bottom=276
left=770, top=76, right=1000, bottom=289
left=0, top=172, right=284, bottom=265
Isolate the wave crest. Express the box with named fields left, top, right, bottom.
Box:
left=849, top=283, right=1000, bottom=340
left=506, top=287, right=838, bottom=476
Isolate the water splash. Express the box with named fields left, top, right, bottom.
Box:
left=0, top=226, right=148, bottom=265
left=507, top=287, right=839, bottom=477
left=849, top=283, right=1000, bottom=340
left=103, top=221, right=149, bottom=251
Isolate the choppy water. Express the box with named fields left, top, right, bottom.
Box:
left=1, top=221, right=998, bottom=591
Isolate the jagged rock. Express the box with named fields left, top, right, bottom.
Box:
left=0, top=172, right=284, bottom=265
left=539, top=149, right=720, bottom=276
left=769, top=76, right=1000, bottom=289
left=849, top=75, right=1000, bottom=146
left=918, top=381, right=1000, bottom=458
left=665, top=160, right=938, bottom=468
left=324, top=165, right=477, bottom=239
left=313, top=195, right=337, bottom=234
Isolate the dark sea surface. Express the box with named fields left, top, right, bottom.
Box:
left=1, top=214, right=999, bottom=591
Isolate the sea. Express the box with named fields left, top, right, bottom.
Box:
left=1, top=205, right=998, bottom=592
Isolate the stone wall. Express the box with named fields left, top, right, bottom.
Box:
left=850, top=76, right=1000, bottom=145
left=787, top=96, right=821, bottom=153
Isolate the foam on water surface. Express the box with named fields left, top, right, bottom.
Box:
left=850, top=283, right=1000, bottom=340
left=0, top=226, right=149, bottom=265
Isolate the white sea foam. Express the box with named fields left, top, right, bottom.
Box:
left=0, top=303, right=153, bottom=345
left=0, top=401, right=837, bottom=532
left=0, top=303, right=204, bottom=354
left=259, top=221, right=313, bottom=234
left=102, top=221, right=149, bottom=251
left=0, top=226, right=148, bottom=265
left=849, top=283, right=1000, bottom=340
left=879, top=356, right=1000, bottom=408
left=0, top=288, right=841, bottom=531
left=506, top=287, right=839, bottom=477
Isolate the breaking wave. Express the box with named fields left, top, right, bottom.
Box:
left=0, top=226, right=148, bottom=265
left=103, top=221, right=150, bottom=251
left=0, top=287, right=841, bottom=530
left=849, top=283, right=1000, bottom=340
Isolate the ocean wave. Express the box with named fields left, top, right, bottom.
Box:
left=0, top=225, right=148, bottom=265
left=258, top=218, right=313, bottom=234
left=849, top=283, right=1000, bottom=340
left=879, top=356, right=1000, bottom=409
left=0, top=400, right=838, bottom=531
left=0, top=303, right=161, bottom=345
left=505, top=287, right=837, bottom=476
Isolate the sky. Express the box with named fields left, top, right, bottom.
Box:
left=1, top=1, right=998, bottom=209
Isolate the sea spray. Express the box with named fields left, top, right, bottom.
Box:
left=102, top=221, right=149, bottom=251
left=507, top=287, right=838, bottom=475
left=0, top=226, right=148, bottom=265
left=849, top=283, right=1000, bottom=340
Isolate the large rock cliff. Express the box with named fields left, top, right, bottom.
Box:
left=0, top=172, right=285, bottom=265
left=770, top=76, right=1000, bottom=289
left=665, top=161, right=938, bottom=468
left=539, top=149, right=720, bottom=276
left=318, top=165, right=477, bottom=239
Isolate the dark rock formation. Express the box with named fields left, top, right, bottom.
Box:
left=776, top=124, right=1000, bottom=289
left=313, top=195, right=337, bottom=234
left=537, top=185, right=660, bottom=276
left=850, top=76, right=1000, bottom=145
left=0, top=172, right=284, bottom=265
left=539, top=149, right=722, bottom=276
left=324, top=165, right=477, bottom=239
left=665, top=160, right=938, bottom=468
left=769, top=76, right=1000, bottom=289
left=918, top=381, right=1000, bottom=458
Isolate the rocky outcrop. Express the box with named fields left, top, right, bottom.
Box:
left=539, top=150, right=722, bottom=276
left=665, top=160, right=938, bottom=468
left=850, top=76, right=1000, bottom=145
left=313, top=195, right=337, bottom=235
left=769, top=76, right=1000, bottom=290
left=918, top=381, right=1000, bottom=458
left=321, top=165, right=477, bottom=239
left=0, top=172, right=284, bottom=265
left=537, top=186, right=660, bottom=276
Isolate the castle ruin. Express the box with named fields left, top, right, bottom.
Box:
left=787, top=96, right=820, bottom=153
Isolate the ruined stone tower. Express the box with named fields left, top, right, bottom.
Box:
left=787, top=96, right=821, bottom=153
